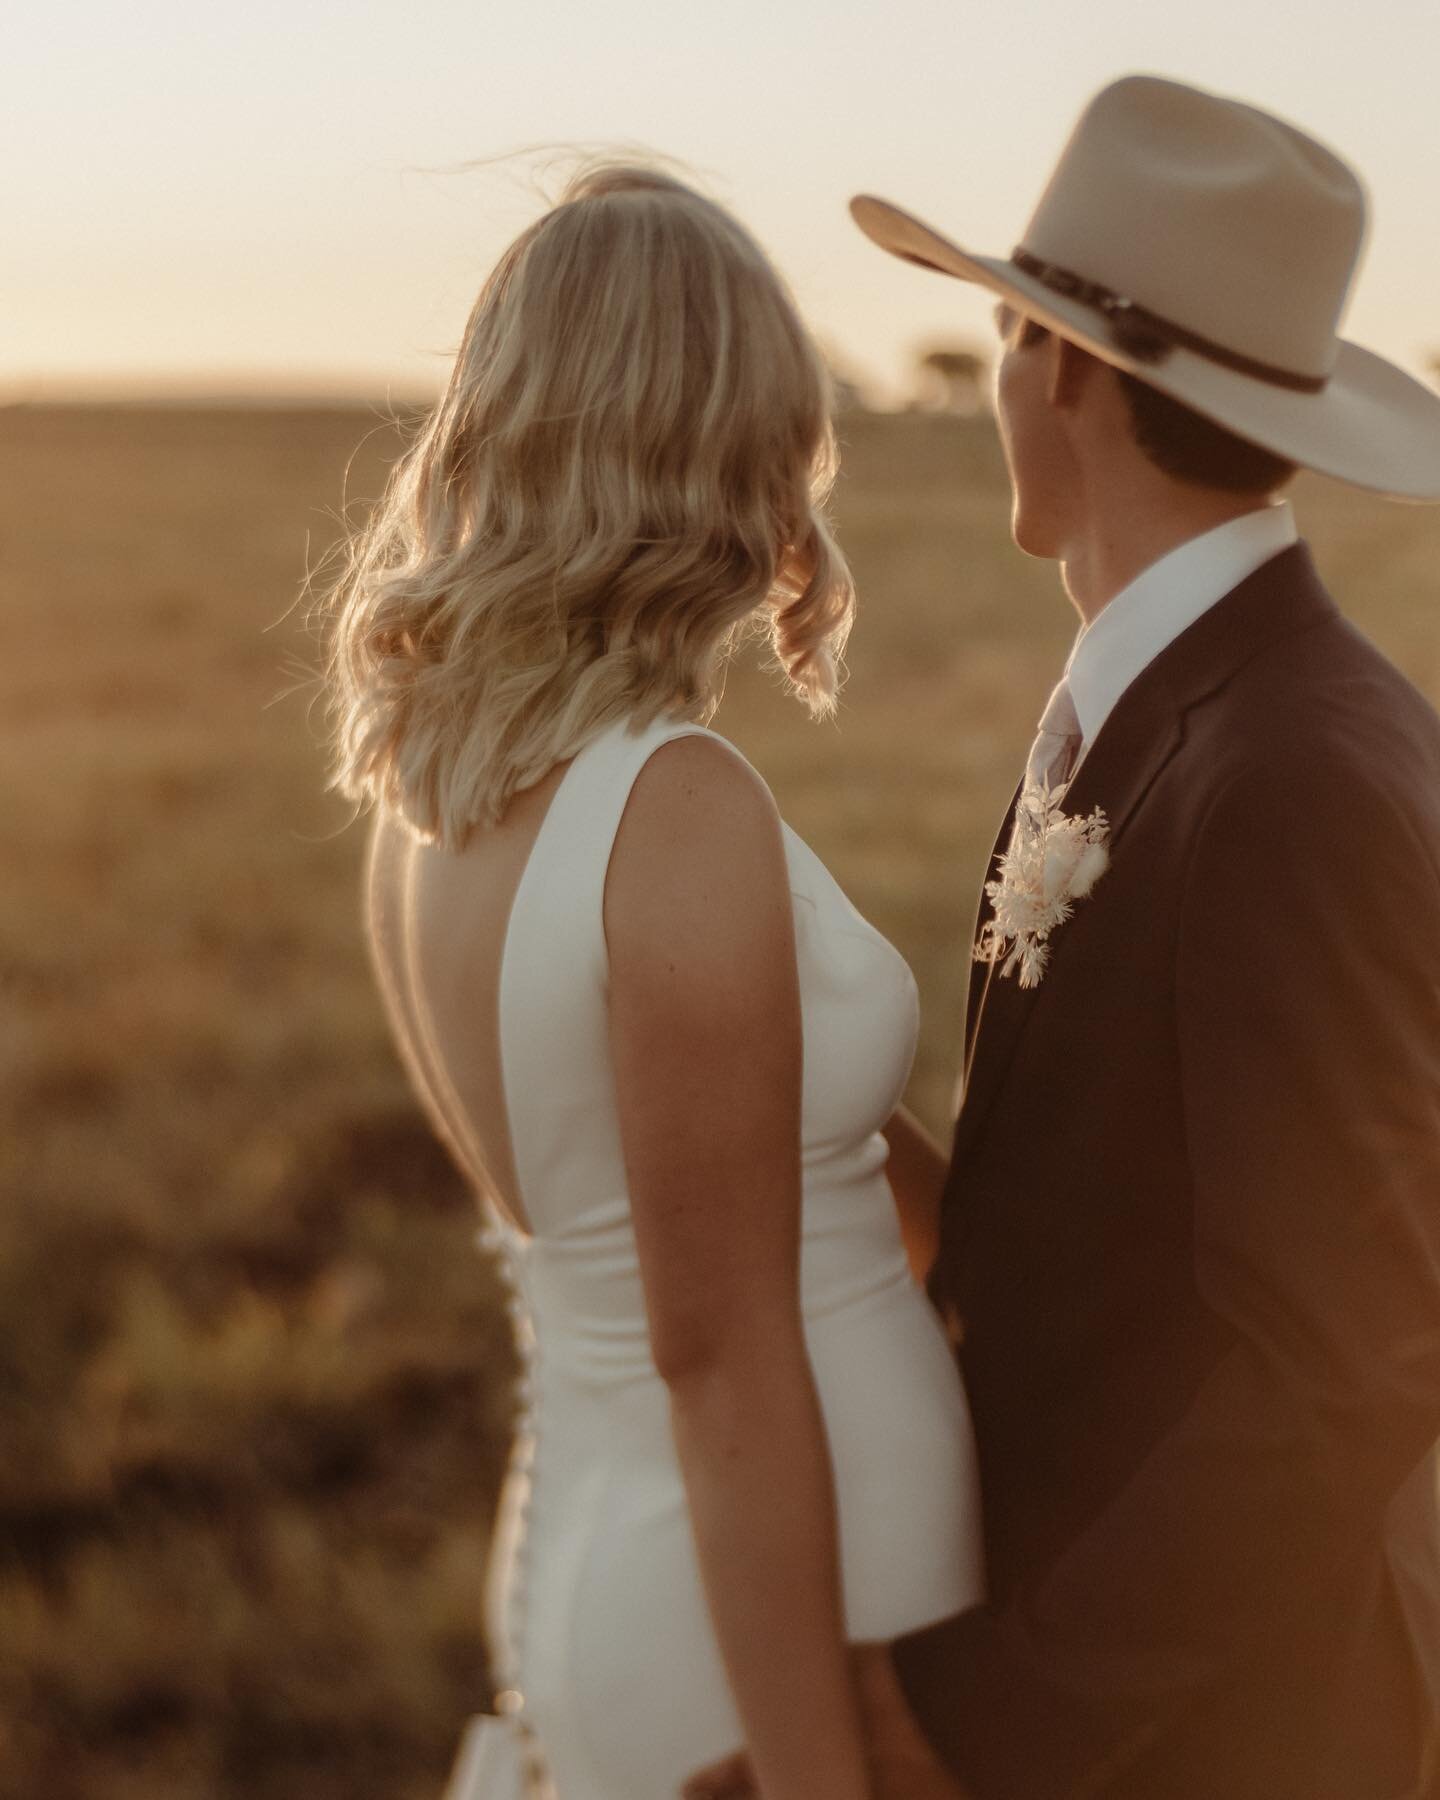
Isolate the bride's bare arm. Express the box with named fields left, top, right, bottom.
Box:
left=606, top=735, right=872, bottom=1800
left=882, top=1106, right=949, bottom=1285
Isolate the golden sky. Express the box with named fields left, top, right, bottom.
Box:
left=10, top=0, right=1439, bottom=405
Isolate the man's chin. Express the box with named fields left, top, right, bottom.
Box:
left=1010, top=515, right=1061, bottom=560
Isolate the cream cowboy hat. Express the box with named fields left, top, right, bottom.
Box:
left=850, top=74, right=1440, bottom=501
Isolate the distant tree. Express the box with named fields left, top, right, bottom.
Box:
left=917, top=344, right=991, bottom=415
left=827, top=365, right=868, bottom=416
left=820, top=344, right=871, bottom=415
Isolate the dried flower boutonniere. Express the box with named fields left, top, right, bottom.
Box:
left=973, top=778, right=1110, bottom=988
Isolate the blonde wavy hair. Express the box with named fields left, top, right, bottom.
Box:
left=316, top=160, right=854, bottom=850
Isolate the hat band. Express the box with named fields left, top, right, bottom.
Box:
left=1011, top=247, right=1328, bottom=395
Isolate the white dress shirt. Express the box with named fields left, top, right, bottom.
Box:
left=1064, top=501, right=1299, bottom=761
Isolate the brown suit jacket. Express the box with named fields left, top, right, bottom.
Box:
left=892, top=543, right=1440, bottom=1799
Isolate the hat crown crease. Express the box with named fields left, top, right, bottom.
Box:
left=1020, top=75, right=1367, bottom=380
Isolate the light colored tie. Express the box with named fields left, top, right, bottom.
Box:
left=1025, top=677, right=1084, bottom=794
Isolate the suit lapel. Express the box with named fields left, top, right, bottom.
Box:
left=954, top=694, right=1186, bottom=1154
left=961, top=779, right=1022, bottom=1067
left=952, top=541, right=1338, bottom=1160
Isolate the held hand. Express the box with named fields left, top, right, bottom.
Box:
left=680, top=1747, right=758, bottom=1800
left=849, top=1642, right=973, bottom=1800
left=678, top=1647, right=971, bottom=1800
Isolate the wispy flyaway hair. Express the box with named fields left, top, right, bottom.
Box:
left=317, top=161, right=854, bottom=849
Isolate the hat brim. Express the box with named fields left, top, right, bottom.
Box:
left=850, top=194, right=1440, bottom=503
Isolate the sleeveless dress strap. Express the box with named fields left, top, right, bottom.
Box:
left=496, top=712, right=724, bottom=1237
left=516, top=713, right=721, bottom=988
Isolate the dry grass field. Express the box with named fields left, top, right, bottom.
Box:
left=2, top=400, right=1438, bottom=1800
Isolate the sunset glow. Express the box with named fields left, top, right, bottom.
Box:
left=11, top=0, right=1440, bottom=405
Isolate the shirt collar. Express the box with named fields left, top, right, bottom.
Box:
left=1063, top=501, right=1299, bottom=749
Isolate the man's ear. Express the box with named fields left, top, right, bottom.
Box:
left=1047, top=333, right=1100, bottom=410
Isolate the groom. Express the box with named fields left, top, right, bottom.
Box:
left=687, top=74, right=1440, bottom=1799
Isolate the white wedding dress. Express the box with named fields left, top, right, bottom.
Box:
left=398, top=712, right=985, bottom=1799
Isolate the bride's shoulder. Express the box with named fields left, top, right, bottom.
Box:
left=626, top=723, right=777, bottom=823
left=607, top=725, right=787, bottom=915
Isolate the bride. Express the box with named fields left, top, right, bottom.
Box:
left=317, top=161, right=983, bottom=1800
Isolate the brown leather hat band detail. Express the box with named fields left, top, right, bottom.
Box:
left=1010, top=247, right=1329, bottom=395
